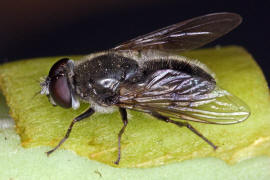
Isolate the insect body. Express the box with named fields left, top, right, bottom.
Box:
left=40, top=12, right=250, bottom=164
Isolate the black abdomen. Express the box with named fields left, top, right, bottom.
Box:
left=141, top=59, right=215, bottom=84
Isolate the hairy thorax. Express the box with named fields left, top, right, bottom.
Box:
left=73, top=53, right=140, bottom=106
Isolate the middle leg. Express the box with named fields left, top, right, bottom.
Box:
left=114, top=107, right=128, bottom=165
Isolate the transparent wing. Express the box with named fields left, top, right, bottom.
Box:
left=117, top=69, right=250, bottom=124
left=114, top=12, right=242, bottom=52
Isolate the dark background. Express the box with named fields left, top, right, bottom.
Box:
left=0, top=0, right=269, bottom=84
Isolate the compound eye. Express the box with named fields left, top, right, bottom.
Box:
left=49, top=76, right=72, bottom=108
left=49, top=58, right=70, bottom=78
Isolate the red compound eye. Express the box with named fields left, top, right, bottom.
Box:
left=49, top=75, right=72, bottom=108
left=47, top=58, right=72, bottom=108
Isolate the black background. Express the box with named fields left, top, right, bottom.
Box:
left=0, top=0, right=269, bottom=84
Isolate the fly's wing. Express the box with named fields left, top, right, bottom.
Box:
left=114, top=12, right=242, bottom=52
left=117, top=69, right=250, bottom=124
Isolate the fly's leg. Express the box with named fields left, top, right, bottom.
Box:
left=150, top=112, right=218, bottom=150
left=46, top=107, right=95, bottom=156
left=114, top=108, right=128, bottom=165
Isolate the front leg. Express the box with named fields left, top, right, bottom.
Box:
left=114, top=108, right=128, bottom=165
left=46, top=107, right=95, bottom=156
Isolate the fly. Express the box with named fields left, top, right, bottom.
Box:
left=40, top=12, right=250, bottom=165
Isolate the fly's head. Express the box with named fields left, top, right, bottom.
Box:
left=40, top=58, right=80, bottom=109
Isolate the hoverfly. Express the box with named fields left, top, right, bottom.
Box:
left=40, top=12, right=250, bottom=164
